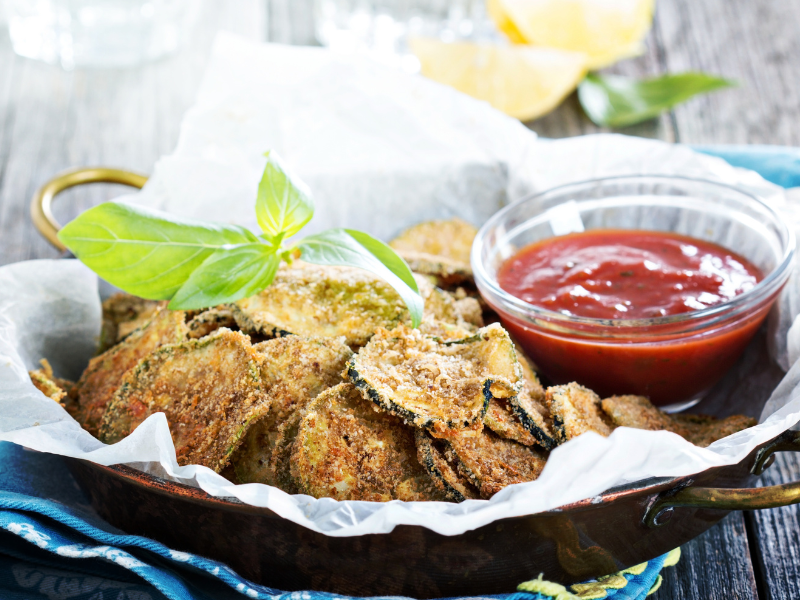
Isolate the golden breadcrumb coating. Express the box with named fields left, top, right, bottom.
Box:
left=448, top=429, right=548, bottom=498
left=28, top=359, right=72, bottom=406
left=232, top=262, right=409, bottom=346
left=390, top=218, right=477, bottom=265
left=347, top=323, right=522, bottom=436
left=99, top=329, right=269, bottom=473
left=75, top=307, right=188, bottom=436
left=547, top=382, right=615, bottom=443
left=415, top=429, right=479, bottom=501
left=100, top=293, right=165, bottom=350
left=601, top=395, right=757, bottom=448
left=291, top=383, right=443, bottom=501
left=187, top=306, right=237, bottom=339
left=229, top=336, right=352, bottom=486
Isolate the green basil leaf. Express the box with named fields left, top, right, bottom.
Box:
left=578, top=72, right=735, bottom=127
left=298, top=228, right=424, bottom=327
left=256, top=151, right=314, bottom=240
left=58, top=201, right=261, bottom=300
left=169, top=246, right=280, bottom=310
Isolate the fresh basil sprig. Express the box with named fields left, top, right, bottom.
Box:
left=578, top=72, right=735, bottom=128
left=58, top=151, right=423, bottom=327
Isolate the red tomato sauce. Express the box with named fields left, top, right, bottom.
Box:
left=493, top=230, right=769, bottom=406
left=497, top=230, right=762, bottom=320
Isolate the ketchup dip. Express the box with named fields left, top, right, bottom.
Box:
left=494, top=229, right=772, bottom=407
left=498, top=230, right=763, bottom=320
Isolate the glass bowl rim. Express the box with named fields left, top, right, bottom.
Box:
left=472, top=173, right=796, bottom=330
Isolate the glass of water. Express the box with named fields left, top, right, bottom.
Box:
left=7, top=0, right=196, bottom=69
left=314, top=0, right=490, bottom=69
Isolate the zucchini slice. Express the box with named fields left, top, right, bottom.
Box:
left=546, top=382, right=615, bottom=444
left=28, top=359, right=71, bottom=406
left=452, top=294, right=484, bottom=328
left=291, top=383, right=437, bottom=501
left=229, top=336, right=352, bottom=486
left=232, top=263, right=409, bottom=346
left=448, top=429, right=548, bottom=499
left=397, top=250, right=473, bottom=288
left=390, top=218, right=477, bottom=265
left=347, top=323, right=522, bottom=435
left=601, top=395, right=756, bottom=448
left=484, top=399, right=538, bottom=446
left=416, top=275, right=473, bottom=331
left=98, top=328, right=269, bottom=473
left=269, top=407, right=306, bottom=494
left=505, top=348, right=556, bottom=449
left=187, top=306, right=237, bottom=339
left=416, top=275, right=483, bottom=330
left=75, top=307, right=188, bottom=436
left=415, top=429, right=479, bottom=502
left=100, top=293, right=165, bottom=350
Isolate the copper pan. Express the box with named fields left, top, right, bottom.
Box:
left=34, top=168, right=800, bottom=598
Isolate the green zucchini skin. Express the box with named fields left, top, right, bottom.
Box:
left=508, top=399, right=557, bottom=450
left=552, top=414, right=567, bottom=445
left=346, top=359, right=493, bottom=430
left=414, top=430, right=478, bottom=502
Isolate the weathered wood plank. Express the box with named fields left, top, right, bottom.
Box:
left=746, top=453, right=800, bottom=600
left=0, top=1, right=266, bottom=267
left=651, top=512, right=759, bottom=600
left=655, top=0, right=800, bottom=145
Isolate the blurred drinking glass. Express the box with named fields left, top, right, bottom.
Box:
left=314, top=0, right=490, bottom=70
left=7, top=0, right=196, bottom=69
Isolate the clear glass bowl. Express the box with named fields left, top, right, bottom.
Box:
left=473, top=175, right=796, bottom=411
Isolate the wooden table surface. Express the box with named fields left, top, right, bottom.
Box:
left=1, top=1, right=799, bottom=598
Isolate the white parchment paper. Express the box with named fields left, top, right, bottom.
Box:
left=2, top=259, right=800, bottom=537
left=3, top=33, right=800, bottom=537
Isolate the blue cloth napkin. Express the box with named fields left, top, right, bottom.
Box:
left=693, top=144, right=800, bottom=189
left=5, top=142, right=794, bottom=600
left=0, top=441, right=667, bottom=600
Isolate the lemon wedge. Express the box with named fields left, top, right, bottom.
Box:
left=490, top=0, right=655, bottom=69
left=486, top=0, right=527, bottom=45
left=410, top=38, right=587, bottom=121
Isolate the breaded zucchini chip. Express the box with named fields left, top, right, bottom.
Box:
left=547, top=383, right=615, bottom=443
left=232, top=263, right=409, bottom=346
left=99, top=329, right=269, bottom=472
left=100, top=293, right=165, bottom=350
left=415, top=429, right=479, bottom=502
left=448, top=429, right=548, bottom=499
left=187, top=306, right=237, bottom=339
left=601, top=395, right=756, bottom=448
left=29, top=359, right=72, bottom=406
left=418, top=318, right=474, bottom=342
left=347, top=323, right=522, bottom=435
left=506, top=350, right=556, bottom=449
left=229, top=336, right=352, bottom=486
left=452, top=295, right=484, bottom=328
left=75, top=307, right=188, bottom=436
left=675, top=414, right=757, bottom=448
left=484, top=399, right=538, bottom=446
left=416, top=275, right=483, bottom=331
left=269, top=408, right=307, bottom=494
left=291, top=383, right=438, bottom=501
left=390, top=218, right=477, bottom=265
left=398, top=251, right=473, bottom=288
left=416, top=275, right=468, bottom=329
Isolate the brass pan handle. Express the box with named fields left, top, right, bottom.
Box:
left=645, top=430, right=800, bottom=527
left=31, top=167, right=148, bottom=252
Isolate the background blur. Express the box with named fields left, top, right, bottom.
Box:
left=2, top=0, right=797, bottom=264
